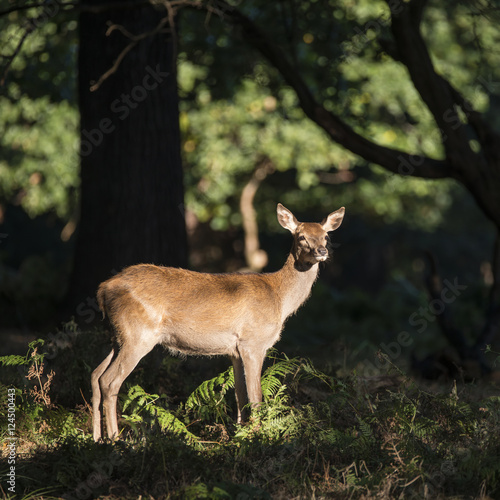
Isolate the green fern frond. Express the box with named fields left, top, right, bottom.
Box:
left=0, top=354, right=28, bottom=366
left=356, top=416, right=374, bottom=443
left=0, top=339, right=46, bottom=367
left=261, top=353, right=301, bottom=400
left=185, top=367, right=234, bottom=422
left=121, top=384, right=158, bottom=412
left=261, top=351, right=331, bottom=400
left=121, top=385, right=198, bottom=443
left=147, top=404, right=198, bottom=444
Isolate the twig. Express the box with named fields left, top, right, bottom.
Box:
left=106, top=23, right=137, bottom=39
left=1, top=0, right=192, bottom=92
left=89, top=14, right=171, bottom=91
left=89, top=39, right=137, bottom=91
left=1, top=24, right=34, bottom=85
left=403, top=474, right=423, bottom=488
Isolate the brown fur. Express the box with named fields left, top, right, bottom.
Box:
left=91, top=203, right=345, bottom=440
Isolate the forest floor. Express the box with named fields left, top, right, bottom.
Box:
left=1, top=320, right=500, bottom=500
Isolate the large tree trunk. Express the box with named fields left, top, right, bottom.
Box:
left=65, top=0, right=186, bottom=317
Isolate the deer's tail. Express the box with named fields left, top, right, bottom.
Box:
left=96, top=283, right=107, bottom=319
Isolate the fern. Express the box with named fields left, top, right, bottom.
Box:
left=409, top=417, right=438, bottom=440
left=121, top=385, right=198, bottom=443
left=45, top=406, right=82, bottom=439
left=261, top=350, right=331, bottom=400
left=122, top=384, right=156, bottom=412
left=261, top=355, right=300, bottom=400
left=0, top=339, right=46, bottom=367
left=0, top=354, right=27, bottom=366
left=185, top=367, right=234, bottom=423
left=356, top=416, right=374, bottom=444
left=233, top=394, right=302, bottom=444
left=120, top=352, right=332, bottom=443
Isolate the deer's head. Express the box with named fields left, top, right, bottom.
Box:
left=277, top=203, right=345, bottom=268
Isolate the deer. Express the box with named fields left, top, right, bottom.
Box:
left=91, top=203, right=345, bottom=441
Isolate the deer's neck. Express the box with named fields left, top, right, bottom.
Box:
left=272, top=251, right=320, bottom=323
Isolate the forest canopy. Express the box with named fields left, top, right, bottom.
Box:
left=2, top=0, right=498, bottom=231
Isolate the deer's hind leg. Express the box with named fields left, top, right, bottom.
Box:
left=92, top=348, right=115, bottom=441
left=99, top=337, right=157, bottom=439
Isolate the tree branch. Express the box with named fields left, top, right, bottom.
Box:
left=444, top=79, right=500, bottom=164
left=0, top=0, right=205, bottom=18
left=89, top=14, right=171, bottom=91
left=387, top=0, right=484, bottom=171
left=86, top=0, right=181, bottom=91
left=1, top=24, right=34, bottom=85
left=193, top=0, right=455, bottom=181
left=0, top=0, right=150, bottom=17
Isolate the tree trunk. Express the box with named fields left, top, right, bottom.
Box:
left=65, top=0, right=186, bottom=318
left=240, top=159, right=274, bottom=272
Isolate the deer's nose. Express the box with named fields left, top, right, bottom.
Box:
left=316, top=247, right=327, bottom=257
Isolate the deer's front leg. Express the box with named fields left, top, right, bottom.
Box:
left=238, top=344, right=266, bottom=410
left=231, top=355, right=247, bottom=423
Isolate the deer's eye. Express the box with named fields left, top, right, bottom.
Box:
left=298, top=235, right=306, bottom=242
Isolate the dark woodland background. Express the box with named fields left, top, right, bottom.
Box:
left=1, top=0, right=500, bottom=498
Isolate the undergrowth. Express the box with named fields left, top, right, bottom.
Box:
left=0, top=330, right=499, bottom=499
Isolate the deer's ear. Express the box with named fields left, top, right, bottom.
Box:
left=277, top=203, right=299, bottom=232
left=322, top=207, right=345, bottom=232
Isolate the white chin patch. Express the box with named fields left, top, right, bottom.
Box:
left=316, top=255, right=328, bottom=262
